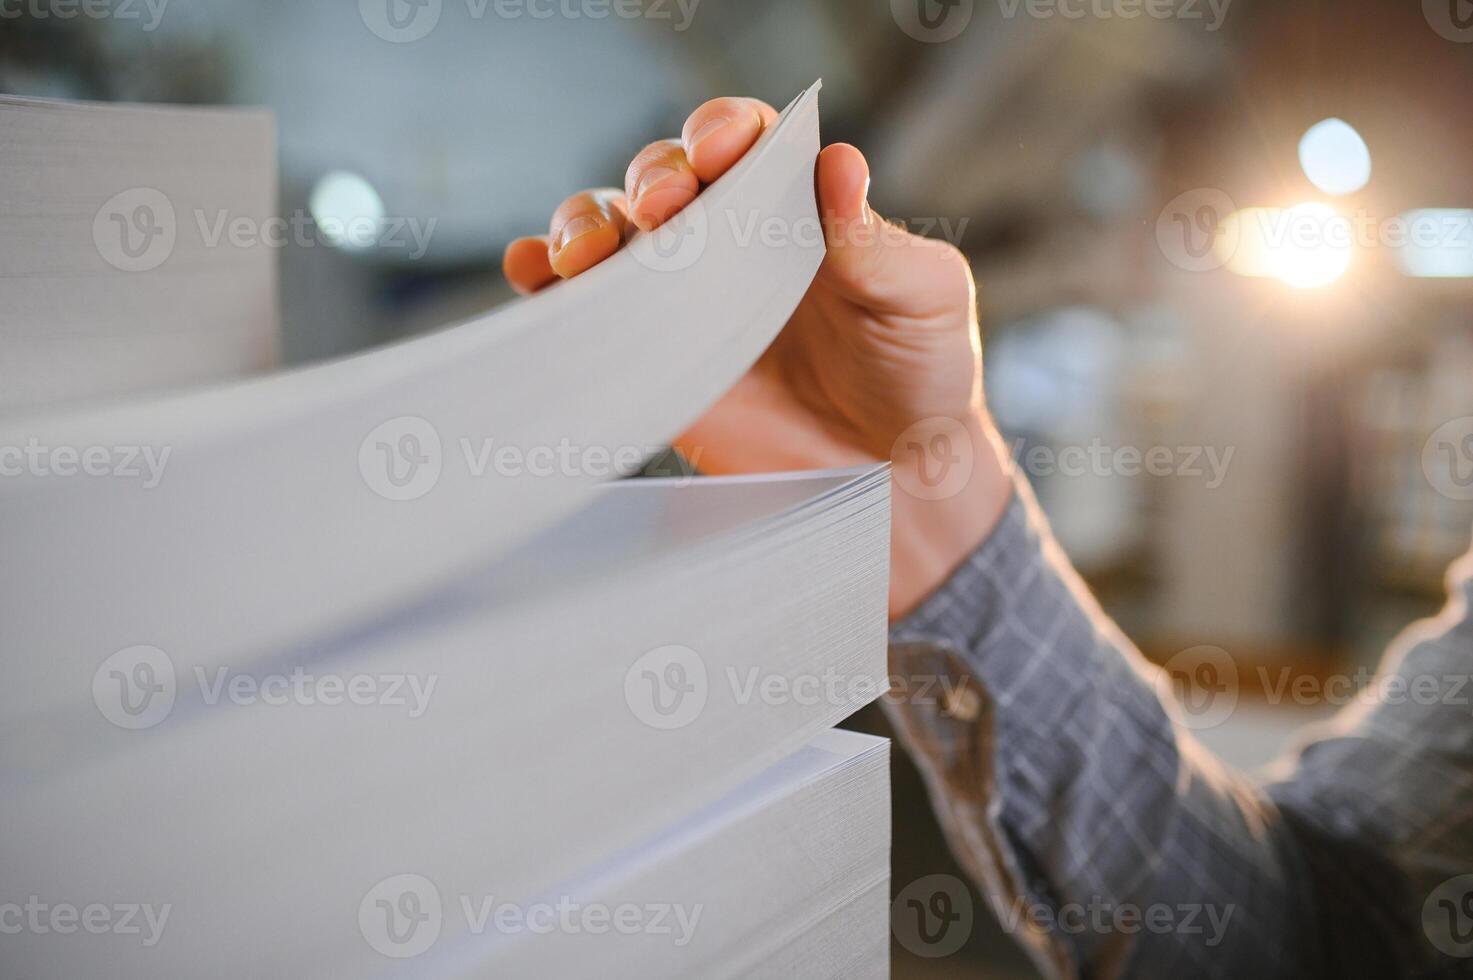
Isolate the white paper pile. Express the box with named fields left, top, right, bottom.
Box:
left=0, top=81, right=893, bottom=980
left=0, top=95, right=278, bottom=413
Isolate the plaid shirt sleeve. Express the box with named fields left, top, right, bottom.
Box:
left=885, top=474, right=1473, bottom=979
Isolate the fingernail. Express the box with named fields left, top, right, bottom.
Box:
left=554, top=214, right=602, bottom=252
left=686, top=117, right=730, bottom=155
left=634, top=166, right=682, bottom=202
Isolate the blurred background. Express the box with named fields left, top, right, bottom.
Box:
left=6, top=0, right=1473, bottom=975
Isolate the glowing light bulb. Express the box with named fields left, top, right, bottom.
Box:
left=1220, top=203, right=1353, bottom=289
left=1298, top=119, right=1371, bottom=196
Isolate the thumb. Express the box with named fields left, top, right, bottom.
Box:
left=814, top=143, right=970, bottom=317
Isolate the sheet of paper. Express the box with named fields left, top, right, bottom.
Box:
left=0, top=82, right=827, bottom=727
left=0, top=96, right=279, bottom=412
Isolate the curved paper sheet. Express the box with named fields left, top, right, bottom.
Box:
left=0, top=82, right=825, bottom=726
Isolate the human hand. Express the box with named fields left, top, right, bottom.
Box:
left=504, top=96, right=1013, bottom=618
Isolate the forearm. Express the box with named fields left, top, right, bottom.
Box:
left=1260, top=543, right=1473, bottom=978
left=884, top=472, right=1319, bottom=977
left=887, top=414, right=1014, bottom=619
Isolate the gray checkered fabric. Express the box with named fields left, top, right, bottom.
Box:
left=886, top=475, right=1473, bottom=979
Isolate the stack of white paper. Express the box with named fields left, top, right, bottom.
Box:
left=453, top=730, right=891, bottom=980
left=0, top=95, right=278, bottom=413
left=0, top=81, right=893, bottom=980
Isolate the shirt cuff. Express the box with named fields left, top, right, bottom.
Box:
left=883, top=478, right=1080, bottom=978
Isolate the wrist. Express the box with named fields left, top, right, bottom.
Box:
left=887, top=412, right=1013, bottom=621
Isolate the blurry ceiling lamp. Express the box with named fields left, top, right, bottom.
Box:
left=1298, top=118, right=1372, bottom=196
left=1395, top=210, right=1473, bottom=278
left=1217, top=204, right=1353, bottom=289
left=308, top=171, right=386, bottom=252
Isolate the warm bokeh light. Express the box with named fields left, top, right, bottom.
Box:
left=1298, top=118, right=1372, bottom=196
left=1219, top=203, right=1354, bottom=289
